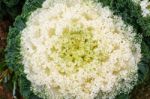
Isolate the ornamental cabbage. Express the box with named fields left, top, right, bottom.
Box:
left=6, top=0, right=150, bottom=99
left=20, top=0, right=142, bottom=98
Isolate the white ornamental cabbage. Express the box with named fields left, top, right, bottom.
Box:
left=20, top=0, right=141, bottom=98
left=133, top=0, right=150, bottom=17
left=140, top=0, right=150, bottom=17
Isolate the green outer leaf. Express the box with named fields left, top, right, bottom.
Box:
left=0, top=0, right=25, bottom=21
left=18, top=75, right=41, bottom=99
left=5, top=0, right=45, bottom=98
left=0, top=1, right=7, bottom=20
left=0, top=48, right=6, bottom=72
left=22, top=0, right=46, bottom=19
left=5, top=0, right=150, bottom=99
left=115, top=93, right=129, bottom=99
left=138, top=17, right=150, bottom=37
left=3, top=0, right=19, bottom=7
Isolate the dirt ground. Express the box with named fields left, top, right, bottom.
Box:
left=0, top=84, right=13, bottom=99
left=131, top=84, right=150, bottom=99
left=0, top=20, right=13, bottom=99
left=0, top=20, right=9, bottom=50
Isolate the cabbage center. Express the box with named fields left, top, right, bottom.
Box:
left=50, top=26, right=109, bottom=75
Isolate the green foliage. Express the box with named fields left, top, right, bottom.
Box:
left=0, top=48, right=6, bottom=72
left=3, top=0, right=19, bottom=7
left=138, top=58, right=150, bottom=84
left=22, top=0, right=46, bottom=19
left=18, top=76, right=41, bottom=99
left=0, top=0, right=25, bottom=21
left=138, top=17, right=150, bottom=36
left=116, top=93, right=129, bottom=99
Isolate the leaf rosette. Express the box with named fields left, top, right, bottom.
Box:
left=6, top=0, right=150, bottom=99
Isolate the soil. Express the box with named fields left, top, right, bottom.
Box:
left=0, top=84, right=13, bottom=99
left=0, top=20, right=9, bottom=49
left=0, top=20, right=13, bottom=99
left=131, top=84, right=150, bottom=99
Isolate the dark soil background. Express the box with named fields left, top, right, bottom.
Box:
left=0, top=20, right=13, bottom=99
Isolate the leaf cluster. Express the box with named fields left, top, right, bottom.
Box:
left=0, top=0, right=25, bottom=21
left=5, top=0, right=45, bottom=98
